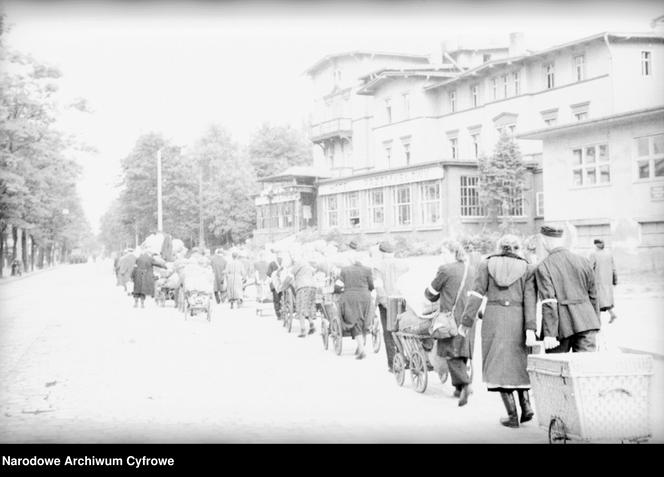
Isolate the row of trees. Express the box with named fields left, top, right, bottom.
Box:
left=98, top=122, right=312, bottom=253
left=0, top=15, right=95, bottom=276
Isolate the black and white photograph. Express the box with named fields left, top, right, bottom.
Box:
left=0, top=0, right=663, bottom=457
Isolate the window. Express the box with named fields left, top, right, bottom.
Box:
left=345, top=192, right=360, bottom=228
left=641, top=51, right=652, bottom=76
left=541, top=109, right=558, bottom=127
left=449, top=137, right=458, bottom=160
left=636, top=133, right=664, bottom=180
left=385, top=98, right=392, bottom=123
left=572, top=144, right=610, bottom=187
left=571, top=102, right=590, bottom=121
left=257, top=206, right=266, bottom=229
left=536, top=192, right=544, bottom=217
left=491, top=78, right=498, bottom=100
left=574, top=55, right=585, bottom=82
left=502, top=190, right=524, bottom=217
left=368, top=189, right=385, bottom=226
left=420, top=181, right=441, bottom=225
left=471, top=133, right=481, bottom=159
left=471, top=84, right=479, bottom=107
left=326, top=196, right=338, bottom=228
left=403, top=142, right=411, bottom=166
left=393, top=186, right=412, bottom=226
left=460, top=176, right=483, bottom=217
left=502, top=74, right=509, bottom=98
left=544, top=63, right=555, bottom=89
left=640, top=221, right=664, bottom=246
left=483, top=53, right=492, bottom=63
left=402, top=93, right=410, bottom=119
left=513, top=71, right=520, bottom=96
left=449, top=90, right=456, bottom=112
left=281, top=201, right=294, bottom=228
left=384, top=144, right=392, bottom=168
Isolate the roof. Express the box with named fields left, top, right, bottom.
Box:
left=357, top=68, right=460, bottom=95
left=425, top=31, right=664, bottom=92
left=259, top=166, right=332, bottom=183
left=517, top=106, right=664, bottom=140
left=304, top=51, right=430, bottom=76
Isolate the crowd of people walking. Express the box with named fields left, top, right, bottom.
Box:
left=112, top=224, right=619, bottom=430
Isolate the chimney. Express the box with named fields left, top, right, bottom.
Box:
left=509, top=32, right=526, bottom=57
left=430, top=41, right=448, bottom=65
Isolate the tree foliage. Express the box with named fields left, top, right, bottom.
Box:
left=0, top=15, right=94, bottom=263
left=477, top=132, right=528, bottom=231
left=247, top=122, right=312, bottom=179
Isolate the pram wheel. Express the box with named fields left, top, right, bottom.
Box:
left=548, top=417, right=568, bottom=444
left=409, top=351, right=428, bottom=393
left=393, top=353, right=406, bottom=386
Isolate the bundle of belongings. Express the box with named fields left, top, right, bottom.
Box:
left=182, top=260, right=214, bottom=294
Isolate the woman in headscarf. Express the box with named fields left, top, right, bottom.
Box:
left=338, top=241, right=374, bottom=359
left=458, top=235, right=537, bottom=428
left=424, top=240, right=476, bottom=407
left=225, top=250, right=246, bottom=309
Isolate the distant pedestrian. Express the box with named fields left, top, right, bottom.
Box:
left=253, top=252, right=270, bottom=304
left=535, top=225, right=601, bottom=353
left=373, top=241, right=408, bottom=373
left=211, top=248, right=228, bottom=304
left=338, top=241, right=374, bottom=360
left=267, top=252, right=284, bottom=319
left=225, top=251, right=246, bottom=309
left=117, top=249, right=137, bottom=294
left=459, top=235, right=537, bottom=427
left=426, top=240, right=475, bottom=407
left=589, top=239, right=618, bottom=324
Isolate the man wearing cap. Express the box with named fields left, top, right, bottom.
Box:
left=535, top=225, right=601, bottom=353
left=589, top=239, right=618, bottom=324
left=373, top=241, right=408, bottom=372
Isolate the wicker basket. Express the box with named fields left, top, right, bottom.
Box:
left=527, top=353, right=653, bottom=443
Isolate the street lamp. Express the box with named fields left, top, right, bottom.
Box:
left=157, top=149, right=163, bottom=233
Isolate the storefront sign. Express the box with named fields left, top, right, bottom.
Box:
left=318, top=165, right=445, bottom=196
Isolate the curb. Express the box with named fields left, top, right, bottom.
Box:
left=618, top=346, right=664, bottom=361
left=0, top=265, right=62, bottom=286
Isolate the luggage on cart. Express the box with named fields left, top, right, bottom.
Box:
left=527, top=352, right=653, bottom=443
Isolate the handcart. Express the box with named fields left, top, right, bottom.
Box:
left=326, top=297, right=382, bottom=357
left=390, top=298, right=473, bottom=393
left=527, top=352, right=653, bottom=444
left=181, top=265, right=214, bottom=322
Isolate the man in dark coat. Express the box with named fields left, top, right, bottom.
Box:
left=535, top=225, right=601, bottom=353
left=425, top=240, right=475, bottom=407
left=210, top=248, right=227, bottom=304
left=589, top=239, right=618, bottom=323
left=267, top=252, right=283, bottom=319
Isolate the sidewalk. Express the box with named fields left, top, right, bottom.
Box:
left=0, top=265, right=62, bottom=286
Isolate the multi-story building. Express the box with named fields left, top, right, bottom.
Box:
left=254, top=24, right=664, bottom=271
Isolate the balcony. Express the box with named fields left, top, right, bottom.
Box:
left=310, top=117, right=352, bottom=143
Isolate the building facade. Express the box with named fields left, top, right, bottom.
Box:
left=255, top=26, right=664, bottom=269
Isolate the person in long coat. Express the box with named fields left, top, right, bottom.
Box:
left=132, top=249, right=166, bottom=308
left=339, top=242, right=374, bottom=359
left=589, top=239, right=618, bottom=323
left=210, top=248, right=228, bottom=304
left=424, top=240, right=476, bottom=407
left=117, top=249, right=137, bottom=294
left=459, top=235, right=537, bottom=428
left=225, top=251, right=246, bottom=309
left=535, top=225, right=601, bottom=353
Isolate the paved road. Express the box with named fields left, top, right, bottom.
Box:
left=0, top=261, right=662, bottom=443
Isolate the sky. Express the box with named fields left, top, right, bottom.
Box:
left=2, top=0, right=662, bottom=233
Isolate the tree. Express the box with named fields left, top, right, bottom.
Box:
left=246, top=122, right=312, bottom=179
left=190, top=124, right=258, bottom=246
left=477, top=132, right=528, bottom=232
left=0, top=15, right=93, bottom=272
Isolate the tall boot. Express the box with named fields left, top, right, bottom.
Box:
left=517, top=389, right=534, bottom=423
left=499, top=391, right=519, bottom=428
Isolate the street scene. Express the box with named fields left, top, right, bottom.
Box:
left=1, top=0, right=664, bottom=447
left=0, top=258, right=662, bottom=443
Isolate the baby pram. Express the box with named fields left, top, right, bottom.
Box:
left=181, top=264, right=214, bottom=322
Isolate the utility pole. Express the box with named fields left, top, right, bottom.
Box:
left=157, top=149, right=163, bottom=233
left=198, top=163, right=204, bottom=249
